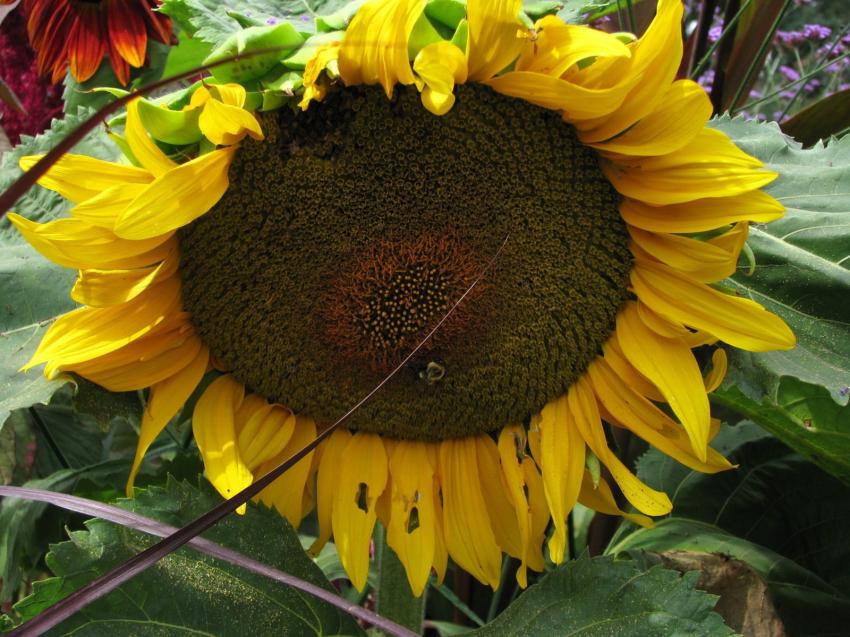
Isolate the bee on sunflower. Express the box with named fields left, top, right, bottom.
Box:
left=9, top=0, right=794, bottom=596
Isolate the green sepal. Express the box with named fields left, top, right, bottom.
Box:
left=204, top=23, right=306, bottom=83
left=282, top=31, right=344, bottom=70
left=408, top=14, right=444, bottom=59
left=317, top=0, right=366, bottom=32
left=451, top=19, right=469, bottom=51
left=243, top=91, right=264, bottom=111
left=262, top=68, right=305, bottom=94
left=585, top=448, right=601, bottom=489
left=523, top=0, right=563, bottom=20
left=90, top=87, right=131, bottom=99
left=136, top=99, right=203, bottom=145
left=425, top=0, right=466, bottom=30
left=225, top=9, right=265, bottom=28
left=261, top=92, right=288, bottom=111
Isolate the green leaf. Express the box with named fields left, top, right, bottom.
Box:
left=781, top=88, right=850, bottom=148
left=619, top=424, right=850, bottom=634
left=608, top=519, right=850, bottom=637
left=8, top=479, right=365, bottom=636
left=162, top=33, right=215, bottom=79
left=708, top=117, right=850, bottom=406
left=0, top=246, right=76, bottom=429
left=468, top=555, right=732, bottom=636
left=0, top=460, right=131, bottom=602
left=0, top=410, right=36, bottom=486
left=713, top=377, right=850, bottom=486
left=160, top=0, right=350, bottom=41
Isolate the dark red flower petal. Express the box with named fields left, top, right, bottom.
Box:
left=107, top=0, right=147, bottom=68
left=67, top=5, right=106, bottom=82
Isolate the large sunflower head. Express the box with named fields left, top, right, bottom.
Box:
left=11, top=0, right=795, bottom=596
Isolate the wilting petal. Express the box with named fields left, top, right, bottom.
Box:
left=569, top=375, right=672, bottom=516
left=125, top=99, right=177, bottom=177
left=413, top=41, right=467, bottom=115
left=466, top=0, right=524, bottom=80
left=578, top=472, right=653, bottom=528
left=338, top=0, right=426, bottom=97
left=193, top=375, right=252, bottom=513
left=535, top=394, right=584, bottom=564
left=71, top=254, right=178, bottom=307
left=236, top=402, right=296, bottom=472
left=310, top=428, right=353, bottom=556
left=332, top=432, right=388, bottom=591
left=616, top=301, right=710, bottom=461
left=126, top=345, right=208, bottom=493
left=704, top=349, right=727, bottom=393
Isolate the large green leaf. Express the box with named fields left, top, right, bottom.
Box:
left=467, top=555, right=732, bottom=636
left=160, top=0, right=351, bottom=41
left=0, top=246, right=75, bottom=429
left=6, top=479, right=364, bottom=636
left=708, top=117, right=850, bottom=406
left=609, top=519, right=850, bottom=637
left=617, top=423, right=850, bottom=635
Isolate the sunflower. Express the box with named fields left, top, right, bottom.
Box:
left=10, top=0, right=795, bottom=596
left=23, top=0, right=173, bottom=84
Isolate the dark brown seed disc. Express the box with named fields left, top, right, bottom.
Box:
left=178, top=83, right=631, bottom=440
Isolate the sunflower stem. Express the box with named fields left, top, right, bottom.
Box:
left=375, top=525, right=425, bottom=634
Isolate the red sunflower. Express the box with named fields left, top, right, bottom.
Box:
left=24, top=0, right=173, bottom=85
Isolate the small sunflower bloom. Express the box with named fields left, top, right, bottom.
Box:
left=12, top=0, right=794, bottom=596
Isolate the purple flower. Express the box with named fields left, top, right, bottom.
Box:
left=266, top=17, right=278, bottom=25
left=776, top=30, right=804, bottom=46
left=697, top=68, right=715, bottom=89
left=772, top=111, right=785, bottom=121
left=779, top=89, right=797, bottom=99
left=804, top=79, right=822, bottom=93
left=708, top=25, right=723, bottom=43
left=803, top=24, right=832, bottom=41
left=780, top=65, right=801, bottom=82
left=749, top=89, right=763, bottom=99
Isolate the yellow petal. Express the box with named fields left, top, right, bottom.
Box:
left=616, top=301, right=710, bottom=461
left=577, top=0, right=684, bottom=139
left=19, top=154, right=153, bottom=203
left=476, top=435, right=523, bottom=560
left=590, top=80, right=711, bottom=155
left=114, top=146, right=236, bottom=240
left=387, top=441, right=437, bottom=597
left=439, top=436, right=502, bottom=589
left=516, top=17, right=630, bottom=77
left=466, top=0, right=524, bottom=81
left=126, top=346, right=209, bottom=494
left=601, top=337, right=664, bottom=402
left=236, top=402, right=296, bottom=472
left=603, top=128, right=777, bottom=205
left=71, top=253, right=178, bottom=307
left=485, top=71, right=631, bottom=120
left=569, top=375, right=672, bottom=516
left=69, top=183, right=149, bottom=229
left=210, top=83, right=248, bottom=107
left=413, top=41, right=467, bottom=115
left=26, top=278, right=183, bottom=371
left=620, top=190, right=783, bottom=233
left=193, top=375, right=252, bottom=513
left=76, top=328, right=202, bottom=392
left=125, top=99, right=177, bottom=177
left=338, top=0, right=426, bottom=98
left=632, top=259, right=796, bottom=351
left=8, top=213, right=172, bottom=270
left=332, top=432, right=388, bottom=591
left=199, top=98, right=264, bottom=146
left=588, top=357, right=733, bottom=474
left=300, top=42, right=342, bottom=110
left=578, top=472, right=653, bottom=528
left=629, top=222, right=748, bottom=283
left=497, top=425, right=544, bottom=588
left=704, top=348, right=727, bottom=393
left=536, top=394, right=584, bottom=563
left=309, top=428, right=353, bottom=556
left=255, top=416, right=318, bottom=527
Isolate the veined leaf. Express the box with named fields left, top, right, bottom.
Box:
left=468, top=554, right=733, bottom=636
left=6, top=479, right=365, bottom=636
